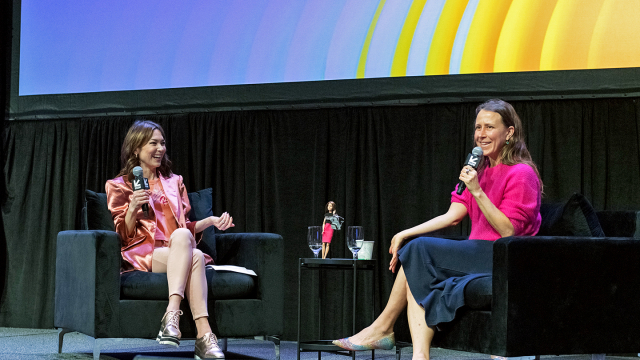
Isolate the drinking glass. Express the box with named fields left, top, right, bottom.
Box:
left=307, top=226, right=322, bottom=258
left=347, top=226, right=364, bottom=259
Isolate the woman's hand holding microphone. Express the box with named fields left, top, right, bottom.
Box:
left=459, top=166, right=481, bottom=196
left=128, top=189, right=150, bottom=215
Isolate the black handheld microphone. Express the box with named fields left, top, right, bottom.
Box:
left=132, top=166, right=150, bottom=217
left=456, top=147, right=483, bottom=195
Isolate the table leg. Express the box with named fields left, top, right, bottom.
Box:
left=297, top=259, right=302, bottom=360
left=352, top=259, right=357, bottom=360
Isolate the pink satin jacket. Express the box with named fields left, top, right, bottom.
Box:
left=106, top=173, right=209, bottom=272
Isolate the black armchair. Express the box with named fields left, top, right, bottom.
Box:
left=428, top=194, right=640, bottom=357
left=55, top=189, right=284, bottom=359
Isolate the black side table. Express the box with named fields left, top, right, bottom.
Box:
left=297, top=258, right=377, bottom=360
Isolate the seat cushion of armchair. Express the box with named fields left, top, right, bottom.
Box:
left=121, top=268, right=256, bottom=301
left=464, top=276, right=492, bottom=310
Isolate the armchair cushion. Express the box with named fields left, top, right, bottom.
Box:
left=537, top=193, right=605, bottom=237
left=464, top=276, right=492, bottom=310
left=187, top=188, right=217, bottom=261
left=85, top=190, right=114, bottom=231
left=120, top=269, right=256, bottom=301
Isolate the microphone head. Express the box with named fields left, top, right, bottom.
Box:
left=132, top=166, right=143, bottom=177
left=471, top=146, right=483, bottom=156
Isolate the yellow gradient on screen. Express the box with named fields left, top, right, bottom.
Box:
left=391, top=0, right=428, bottom=77
left=357, top=0, right=386, bottom=78
left=459, top=0, right=512, bottom=74
left=494, top=0, right=558, bottom=72
left=425, top=0, right=469, bottom=75
left=540, top=0, right=605, bottom=71
left=588, top=0, right=640, bottom=69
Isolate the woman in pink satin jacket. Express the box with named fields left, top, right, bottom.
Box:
left=106, top=120, right=233, bottom=359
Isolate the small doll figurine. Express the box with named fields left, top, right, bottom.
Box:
left=322, top=201, right=337, bottom=259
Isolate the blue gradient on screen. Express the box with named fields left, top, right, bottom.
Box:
left=284, top=0, right=345, bottom=82
left=325, top=1, right=379, bottom=80
left=207, top=1, right=270, bottom=86
left=170, top=2, right=232, bottom=88
left=18, top=0, right=470, bottom=95
left=245, top=1, right=306, bottom=84
left=20, top=0, right=388, bottom=95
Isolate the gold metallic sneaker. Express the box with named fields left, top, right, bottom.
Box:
left=195, top=332, right=225, bottom=359
left=156, top=310, right=183, bottom=347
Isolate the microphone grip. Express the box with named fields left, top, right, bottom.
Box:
left=142, top=177, right=150, bottom=217
left=456, top=181, right=466, bottom=195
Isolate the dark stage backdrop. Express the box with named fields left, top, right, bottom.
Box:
left=2, top=98, right=640, bottom=341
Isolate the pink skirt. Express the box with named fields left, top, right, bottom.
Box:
left=322, top=223, right=334, bottom=243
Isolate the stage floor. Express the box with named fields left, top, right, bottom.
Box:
left=0, top=327, right=633, bottom=360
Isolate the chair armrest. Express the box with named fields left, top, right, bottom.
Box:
left=492, top=236, right=640, bottom=355
left=55, top=230, right=122, bottom=338
left=206, top=233, right=283, bottom=306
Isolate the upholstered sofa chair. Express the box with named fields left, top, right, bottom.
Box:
left=55, top=189, right=284, bottom=359
left=428, top=193, right=640, bottom=358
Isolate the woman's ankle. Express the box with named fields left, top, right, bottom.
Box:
left=195, top=317, right=212, bottom=338
left=369, top=320, right=394, bottom=336
left=412, top=352, right=429, bottom=360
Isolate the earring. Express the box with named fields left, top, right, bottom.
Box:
left=506, top=139, right=510, bottom=145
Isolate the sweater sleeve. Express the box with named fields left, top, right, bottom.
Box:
left=498, top=164, right=541, bottom=236
left=451, top=183, right=471, bottom=211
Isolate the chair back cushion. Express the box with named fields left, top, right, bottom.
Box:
left=85, top=190, right=115, bottom=231
left=187, top=188, right=216, bottom=260
left=538, top=193, right=605, bottom=237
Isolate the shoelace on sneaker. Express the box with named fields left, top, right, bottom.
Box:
left=207, top=333, right=220, bottom=348
left=166, top=310, right=183, bottom=328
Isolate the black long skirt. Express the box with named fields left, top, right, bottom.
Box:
left=397, top=237, right=493, bottom=327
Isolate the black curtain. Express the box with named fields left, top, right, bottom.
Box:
left=0, top=0, right=12, bottom=319
left=2, top=98, right=640, bottom=340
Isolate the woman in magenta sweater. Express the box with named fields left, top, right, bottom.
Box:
left=333, top=99, right=542, bottom=360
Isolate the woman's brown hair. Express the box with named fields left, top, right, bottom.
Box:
left=117, top=120, right=173, bottom=182
left=475, top=99, right=543, bottom=191
left=325, top=201, right=336, bottom=213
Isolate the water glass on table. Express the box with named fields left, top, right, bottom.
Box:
left=347, top=226, right=364, bottom=259
left=307, top=226, right=322, bottom=258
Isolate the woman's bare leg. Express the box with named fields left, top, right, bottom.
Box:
left=346, top=266, right=409, bottom=344
left=406, top=281, right=433, bottom=360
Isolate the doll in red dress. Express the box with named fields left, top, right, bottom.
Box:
left=321, top=201, right=337, bottom=259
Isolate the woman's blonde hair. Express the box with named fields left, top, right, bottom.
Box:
left=476, top=99, right=543, bottom=191
left=117, top=120, right=173, bottom=182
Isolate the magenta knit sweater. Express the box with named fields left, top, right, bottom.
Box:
left=451, top=163, right=542, bottom=241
